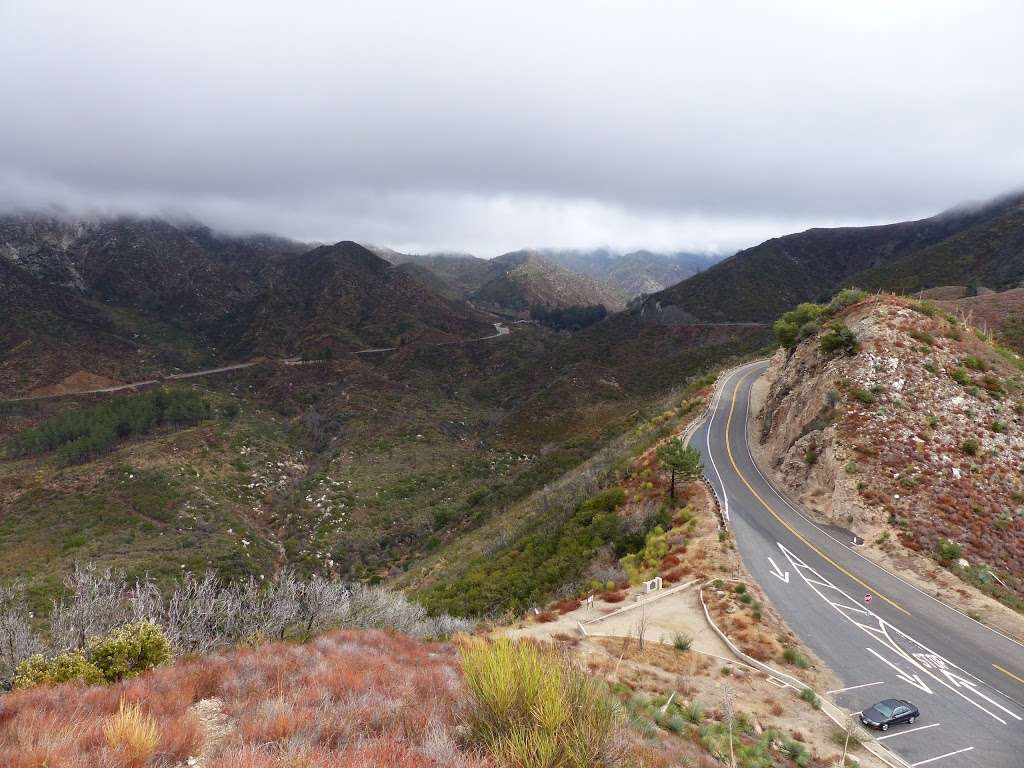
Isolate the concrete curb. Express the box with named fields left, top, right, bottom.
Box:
left=698, top=582, right=912, bottom=768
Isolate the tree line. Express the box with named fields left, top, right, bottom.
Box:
left=4, top=388, right=212, bottom=465
left=530, top=303, right=608, bottom=331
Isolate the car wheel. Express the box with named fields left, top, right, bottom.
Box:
left=881, top=723, right=889, bottom=731
left=909, top=716, right=916, bottom=724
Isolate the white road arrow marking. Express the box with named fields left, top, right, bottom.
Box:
left=767, top=555, right=790, bottom=583
left=866, top=647, right=934, bottom=694
left=776, top=542, right=1020, bottom=724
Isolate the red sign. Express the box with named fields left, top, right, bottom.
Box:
left=864, top=594, right=872, bottom=604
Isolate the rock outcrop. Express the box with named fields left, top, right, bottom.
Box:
left=756, top=295, right=1024, bottom=601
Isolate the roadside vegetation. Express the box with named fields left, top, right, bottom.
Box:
left=773, top=288, right=867, bottom=350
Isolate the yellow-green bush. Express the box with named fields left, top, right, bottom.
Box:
left=13, top=650, right=104, bottom=689
left=13, top=621, right=171, bottom=689
left=460, top=638, right=625, bottom=768
left=620, top=526, right=668, bottom=584
left=90, top=621, right=171, bottom=682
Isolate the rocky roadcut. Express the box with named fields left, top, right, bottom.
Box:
left=758, top=295, right=1024, bottom=612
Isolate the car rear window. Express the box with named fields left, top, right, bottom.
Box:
left=875, top=702, right=894, bottom=716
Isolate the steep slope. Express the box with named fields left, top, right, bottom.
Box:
left=755, top=294, right=1024, bottom=610
left=0, top=215, right=305, bottom=330
left=0, top=216, right=496, bottom=393
left=639, top=190, right=1024, bottom=324
left=936, top=287, right=1024, bottom=353
left=379, top=250, right=495, bottom=300
left=223, top=241, right=493, bottom=356
left=542, top=248, right=716, bottom=297
left=472, top=250, right=626, bottom=313
left=0, top=259, right=145, bottom=395
left=855, top=195, right=1024, bottom=292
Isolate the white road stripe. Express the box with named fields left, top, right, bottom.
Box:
left=826, top=680, right=886, bottom=695
left=876, top=722, right=941, bottom=740
left=911, top=747, right=974, bottom=766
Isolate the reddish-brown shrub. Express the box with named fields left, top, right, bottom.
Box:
left=552, top=597, right=581, bottom=614
left=0, top=630, right=488, bottom=768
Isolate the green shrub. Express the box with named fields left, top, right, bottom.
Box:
left=783, top=647, right=810, bottom=669
left=621, top=526, right=669, bottom=584
left=910, top=300, right=938, bottom=318
left=13, top=621, right=171, bottom=689
left=963, top=355, right=988, bottom=372
left=13, top=651, right=104, bottom=689
left=950, top=367, right=972, bottom=386
left=936, top=539, right=962, bottom=563
left=804, top=446, right=818, bottom=466
left=460, top=638, right=622, bottom=768
left=682, top=700, right=704, bottom=724
left=845, top=461, right=859, bottom=474
left=820, top=322, right=859, bottom=355
left=672, top=632, right=693, bottom=651
left=853, top=388, right=876, bottom=405
left=992, top=420, right=1008, bottom=434
left=829, top=288, right=868, bottom=312
left=799, top=687, right=821, bottom=709
left=961, top=438, right=980, bottom=456
left=774, top=303, right=829, bottom=349
left=89, top=621, right=171, bottom=682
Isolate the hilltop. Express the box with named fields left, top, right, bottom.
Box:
left=753, top=293, right=1024, bottom=624
left=538, top=248, right=718, bottom=298
left=639, top=190, right=1024, bottom=324
left=389, top=248, right=628, bottom=316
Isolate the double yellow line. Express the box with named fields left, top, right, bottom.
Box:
left=721, top=370, right=911, bottom=616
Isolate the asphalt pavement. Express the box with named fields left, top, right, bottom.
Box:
left=690, top=360, right=1024, bottom=768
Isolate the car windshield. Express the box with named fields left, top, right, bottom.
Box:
left=874, top=702, right=895, bottom=717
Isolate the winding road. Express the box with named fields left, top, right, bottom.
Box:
left=3, top=323, right=510, bottom=403
left=690, top=360, right=1024, bottom=768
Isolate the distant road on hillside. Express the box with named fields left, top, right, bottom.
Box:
left=2, top=323, right=511, bottom=402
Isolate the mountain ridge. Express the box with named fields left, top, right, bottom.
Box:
left=639, top=190, right=1024, bottom=324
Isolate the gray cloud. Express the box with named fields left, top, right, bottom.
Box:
left=1, top=0, right=1021, bottom=255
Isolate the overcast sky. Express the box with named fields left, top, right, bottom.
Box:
left=1, top=1, right=1021, bottom=256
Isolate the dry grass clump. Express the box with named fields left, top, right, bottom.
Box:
left=103, top=700, right=160, bottom=768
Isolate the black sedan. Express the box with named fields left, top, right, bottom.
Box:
left=860, top=699, right=920, bottom=731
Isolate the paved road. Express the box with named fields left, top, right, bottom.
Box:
left=690, top=360, right=1024, bottom=768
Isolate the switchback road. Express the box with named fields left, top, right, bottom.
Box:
left=690, top=360, right=1024, bottom=768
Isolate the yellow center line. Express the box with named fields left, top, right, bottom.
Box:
left=993, top=663, right=1024, bottom=686
left=723, top=370, right=911, bottom=616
